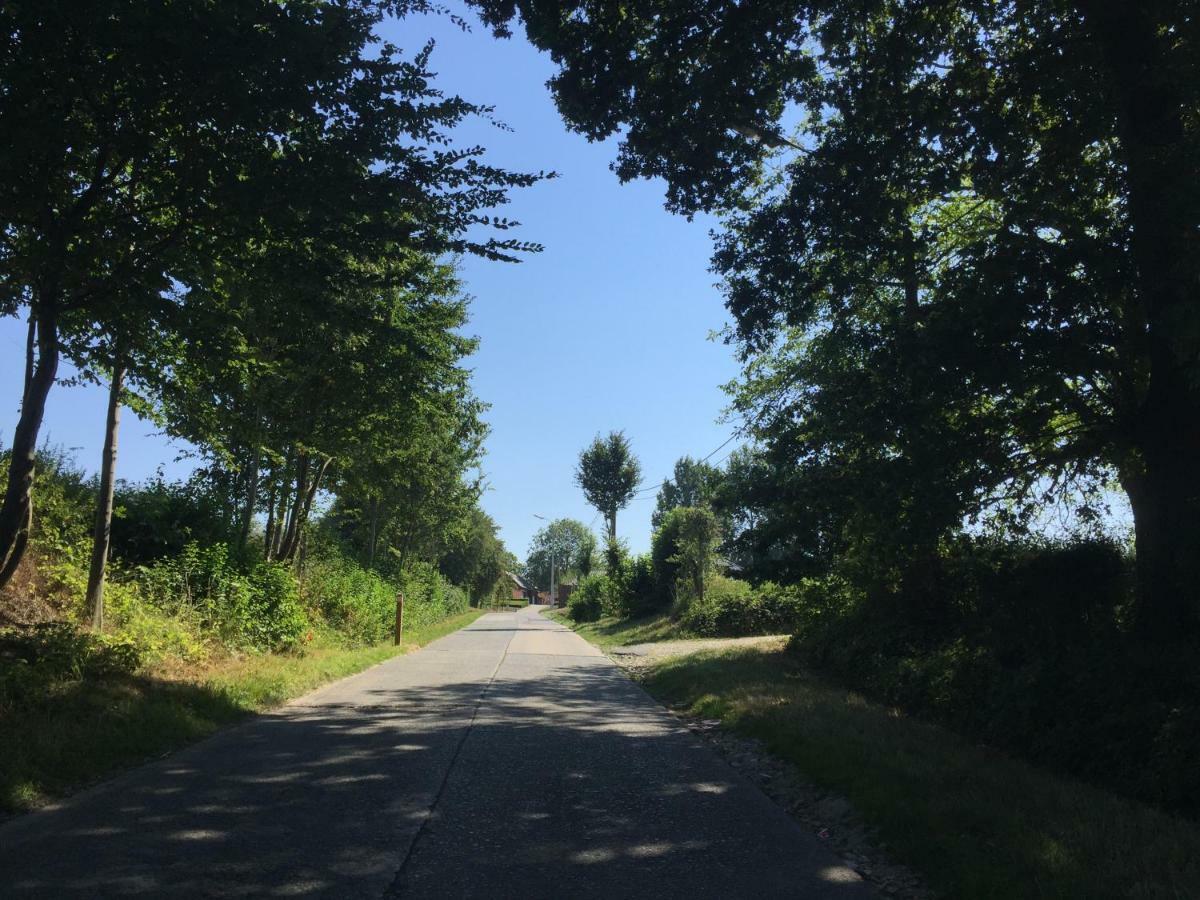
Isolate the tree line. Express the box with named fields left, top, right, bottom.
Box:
left=1, top=1, right=545, bottom=624
left=476, top=0, right=1200, bottom=639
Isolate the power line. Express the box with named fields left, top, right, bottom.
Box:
left=631, top=433, right=740, bottom=498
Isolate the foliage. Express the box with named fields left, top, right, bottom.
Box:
left=0, top=623, right=140, bottom=713
left=472, top=0, right=1200, bottom=637
left=437, top=507, right=512, bottom=604
left=111, top=476, right=238, bottom=565
left=679, top=577, right=805, bottom=638
left=640, top=643, right=1200, bottom=899
left=137, top=543, right=308, bottom=651
left=566, top=574, right=606, bottom=623
left=0, top=0, right=547, bottom=593
left=575, top=431, right=641, bottom=538
left=523, top=518, right=594, bottom=590
left=665, top=506, right=720, bottom=608
left=574, top=554, right=656, bottom=620
left=786, top=537, right=1200, bottom=817
left=651, top=456, right=723, bottom=529
left=650, top=506, right=719, bottom=610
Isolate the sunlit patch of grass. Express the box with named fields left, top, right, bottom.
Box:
left=0, top=609, right=484, bottom=815
left=636, top=644, right=1200, bottom=899
left=551, top=610, right=690, bottom=650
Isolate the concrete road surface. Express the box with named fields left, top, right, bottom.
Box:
left=0, top=607, right=870, bottom=898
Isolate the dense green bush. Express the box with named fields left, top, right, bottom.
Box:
left=789, top=537, right=1200, bottom=817
left=302, top=553, right=396, bottom=645
left=396, top=561, right=470, bottom=630
left=111, top=477, right=237, bottom=565
left=137, top=543, right=307, bottom=651
left=679, top=576, right=807, bottom=636
left=567, top=574, right=606, bottom=622
left=0, top=623, right=140, bottom=713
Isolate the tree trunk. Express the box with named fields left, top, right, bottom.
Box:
left=85, top=348, right=128, bottom=630
left=278, top=457, right=331, bottom=564
left=606, top=511, right=617, bottom=540
left=1082, top=0, right=1200, bottom=636
left=238, top=447, right=260, bottom=552
left=0, top=303, right=59, bottom=589
left=367, top=495, right=380, bottom=568
left=263, top=475, right=278, bottom=561
left=277, top=454, right=311, bottom=562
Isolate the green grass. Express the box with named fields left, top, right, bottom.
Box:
left=0, top=609, right=484, bottom=815
left=631, top=643, right=1200, bottom=899
left=550, top=610, right=687, bottom=650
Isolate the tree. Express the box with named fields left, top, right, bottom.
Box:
left=0, top=0, right=546, bottom=590
left=710, top=446, right=838, bottom=585
left=652, top=456, right=723, bottom=529
left=523, top=518, right=594, bottom=590
left=652, top=506, right=719, bottom=608
left=472, top=0, right=1200, bottom=636
left=438, top=507, right=511, bottom=604
left=575, top=432, right=641, bottom=539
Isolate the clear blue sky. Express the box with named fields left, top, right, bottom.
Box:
left=0, top=6, right=741, bottom=560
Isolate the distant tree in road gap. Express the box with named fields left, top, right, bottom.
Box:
left=576, top=432, right=642, bottom=541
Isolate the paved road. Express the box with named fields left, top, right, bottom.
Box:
left=0, top=607, right=869, bottom=898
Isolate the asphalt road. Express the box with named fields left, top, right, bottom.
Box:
left=0, top=607, right=870, bottom=898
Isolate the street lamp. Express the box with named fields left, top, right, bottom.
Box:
left=533, top=513, right=556, bottom=606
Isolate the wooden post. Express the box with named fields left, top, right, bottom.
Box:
left=394, top=592, right=405, bottom=646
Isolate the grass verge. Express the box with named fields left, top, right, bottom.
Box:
left=548, top=610, right=685, bottom=651
left=562, top=615, right=1200, bottom=899
left=1, top=608, right=484, bottom=815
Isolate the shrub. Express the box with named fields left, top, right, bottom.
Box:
left=568, top=574, right=606, bottom=622
left=787, top=537, right=1200, bottom=817
left=110, top=477, right=237, bottom=565
left=0, top=623, right=141, bottom=713
left=240, top=562, right=308, bottom=650
left=618, top=554, right=657, bottom=617
left=302, top=553, right=395, bottom=645
left=137, top=543, right=307, bottom=651
left=679, top=577, right=811, bottom=637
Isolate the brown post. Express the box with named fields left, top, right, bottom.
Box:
left=394, top=592, right=405, bottom=646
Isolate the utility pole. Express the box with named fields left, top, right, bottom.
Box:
left=534, top=513, right=557, bottom=606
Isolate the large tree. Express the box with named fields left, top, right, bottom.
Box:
left=575, top=432, right=641, bottom=540
left=0, top=0, right=544, bottom=590
left=523, top=518, right=595, bottom=590
left=472, top=0, right=1200, bottom=636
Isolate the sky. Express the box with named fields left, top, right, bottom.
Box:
left=0, top=6, right=742, bottom=560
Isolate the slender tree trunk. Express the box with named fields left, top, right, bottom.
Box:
left=268, top=448, right=294, bottom=561
left=85, top=347, right=128, bottom=630
left=606, top=511, right=617, bottom=540
left=238, top=447, right=260, bottom=552
left=367, top=496, right=380, bottom=568
left=0, top=303, right=60, bottom=589
left=270, top=485, right=288, bottom=559
left=277, top=454, right=310, bottom=562
left=280, top=456, right=329, bottom=563
left=1082, top=0, right=1200, bottom=636
left=263, top=474, right=278, bottom=561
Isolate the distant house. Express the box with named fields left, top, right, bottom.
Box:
left=505, top=571, right=536, bottom=603
left=557, top=581, right=576, bottom=606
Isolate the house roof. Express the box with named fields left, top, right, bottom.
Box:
left=506, top=571, right=532, bottom=591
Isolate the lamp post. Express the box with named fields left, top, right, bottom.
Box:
left=533, top=513, right=556, bottom=606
